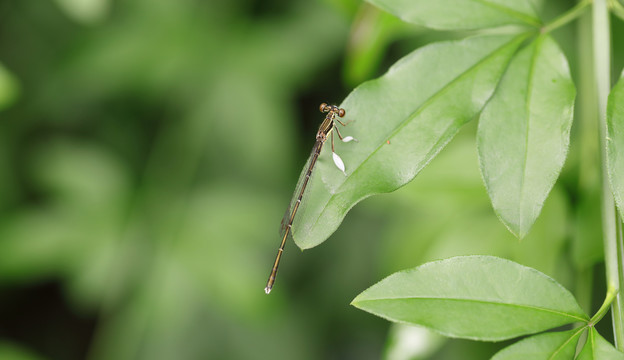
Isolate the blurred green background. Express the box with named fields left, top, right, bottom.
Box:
left=0, top=0, right=620, bottom=359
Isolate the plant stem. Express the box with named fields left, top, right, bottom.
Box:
left=593, top=0, right=624, bottom=349
left=541, top=0, right=592, bottom=34
left=574, top=5, right=598, bottom=318
left=591, top=285, right=618, bottom=324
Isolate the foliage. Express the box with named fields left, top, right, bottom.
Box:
left=353, top=256, right=588, bottom=341
left=2, top=0, right=624, bottom=359
left=608, top=69, right=624, bottom=222
left=285, top=0, right=624, bottom=358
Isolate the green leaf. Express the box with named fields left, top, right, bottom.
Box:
left=351, top=256, right=588, bottom=341
left=365, top=0, right=543, bottom=30
left=292, top=34, right=527, bottom=249
left=607, top=70, right=624, bottom=224
left=477, top=35, right=575, bottom=238
left=578, top=328, right=624, bottom=360
left=491, top=328, right=583, bottom=360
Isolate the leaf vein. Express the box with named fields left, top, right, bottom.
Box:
left=471, top=0, right=542, bottom=27
left=357, top=296, right=588, bottom=322
left=548, top=327, right=586, bottom=360
left=518, top=35, right=543, bottom=237
left=303, top=35, right=526, bottom=241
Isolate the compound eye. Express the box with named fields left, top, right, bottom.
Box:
left=320, top=103, right=328, bottom=112
left=338, top=108, right=346, bottom=117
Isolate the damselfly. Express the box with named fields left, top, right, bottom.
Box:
left=264, top=103, right=356, bottom=294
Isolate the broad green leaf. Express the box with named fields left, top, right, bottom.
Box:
left=351, top=256, right=588, bottom=341
left=366, top=0, right=543, bottom=30
left=477, top=35, right=575, bottom=238
left=491, top=328, right=583, bottom=360
left=607, top=70, right=624, bottom=224
left=578, top=328, right=624, bottom=360
left=292, top=34, right=527, bottom=249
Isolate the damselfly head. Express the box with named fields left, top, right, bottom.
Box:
left=320, top=103, right=346, bottom=117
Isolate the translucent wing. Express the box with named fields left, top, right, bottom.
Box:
left=279, top=139, right=324, bottom=239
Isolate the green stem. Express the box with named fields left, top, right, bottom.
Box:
left=593, top=0, right=624, bottom=349
left=591, top=285, right=619, bottom=324
left=541, top=0, right=592, bottom=34
left=574, top=4, right=598, bottom=319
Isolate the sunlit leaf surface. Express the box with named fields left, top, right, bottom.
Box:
left=352, top=256, right=588, bottom=341
left=293, top=34, right=527, bottom=249
left=607, top=70, right=624, bottom=224
left=366, top=0, right=543, bottom=30
left=477, top=35, right=575, bottom=238
left=577, top=328, right=624, bottom=360
left=491, top=329, right=583, bottom=360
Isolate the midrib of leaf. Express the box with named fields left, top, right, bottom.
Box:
left=587, top=328, right=596, bottom=355
left=308, top=35, right=527, bottom=233
left=548, top=327, right=586, bottom=360
left=473, top=0, right=542, bottom=27
left=355, top=296, right=588, bottom=322
left=518, top=36, right=543, bottom=237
